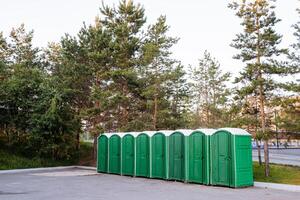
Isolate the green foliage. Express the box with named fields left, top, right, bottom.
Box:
left=289, top=7, right=300, bottom=73
left=229, top=0, right=290, bottom=99
left=1, top=0, right=299, bottom=166
left=50, top=1, right=189, bottom=133
left=229, top=0, right=297, bottom=133
left=0, top=25, right=80, bottom=160
left=229, top=0, right=298, bottom=176
left=0, top=148, right=72, bottom=170
left=189, top=51, right=231, bottom=128
left=140, top=15, right=187, bottom=130
left=272, top=97, right=300, bottom=133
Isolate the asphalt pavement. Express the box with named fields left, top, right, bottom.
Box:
left=252, top=148, right=300, bottom=166
left=0, top=168, right=299, bottom=200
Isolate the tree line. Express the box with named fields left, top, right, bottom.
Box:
left=0, top=0, right=299, bottom=176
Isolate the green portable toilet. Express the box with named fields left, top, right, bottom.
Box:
left=136, top=133, right=150, bottom=177
left=211, top=128, right=253, bottom=188
left=109, top=134, right=121, bottom=174
left=188, top=130, right=204, bottom=184
left=122, top=134, right=135, bottom=176
left=97, top=134, right=108, bottom=173
left=151, top=132, right=166, bottom=179
left=169, top=131, right=185, bottom=181
left=173, top=129, right=215, bottom=184
left=181, top=129, right=215, bottom=185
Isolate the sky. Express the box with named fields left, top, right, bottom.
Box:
left=0, top=0, right=299, bottom=78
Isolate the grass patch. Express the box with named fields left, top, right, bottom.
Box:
left=253, top=162, right=300, bottom=185
left=0, top=148, right=71, bottom=170
left=0, top=142, right=94, bottom=170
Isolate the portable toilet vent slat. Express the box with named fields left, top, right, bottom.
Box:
left=211, top=128, right=253, bottom=188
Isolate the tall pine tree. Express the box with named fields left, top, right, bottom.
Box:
left=141, top=15, right=179, bottom=130
left=229, top=0, right=297, bottom=176
left=190, top=51, right=230, bottom=128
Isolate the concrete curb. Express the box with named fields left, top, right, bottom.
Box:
left=0, top=165, right=96, bottom=175
left=254, top=182, right=300, bottom=192
left=73, top=165, right=96, bottom=170
left=0, top=166, right=75, bottom=174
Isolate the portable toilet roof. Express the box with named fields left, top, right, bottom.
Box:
left=102, top=131, right=170, bottom=138
left=175, top=129, right=216, bottom=136
left=174, top=129, right=194, bottom=136
left=102, top=132, right=126, bottom=138
left=195, top=128, right=216, bottom=135
left=139, top=131, right=157, bottom=137
left=102, top=129, right=217, bottom=138
left=216, top=128, right=251, bottom=136
left=155, top=130, right=176, bottom=136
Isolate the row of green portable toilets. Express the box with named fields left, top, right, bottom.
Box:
left=97, top=128, right=253, bottom=188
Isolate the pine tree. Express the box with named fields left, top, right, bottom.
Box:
left=99, top=0, right=146, bottom=131
left=275, top=6, right=300, bottom=135
left=141, top=15, right=179, bottom=130
left=0, top=24, right=40, bottom=67
left=229, top=0, right=297, bottom=176
left=167, top=64, right=190, bottom=129
left=290, top=7, right=300, bottom=71
left=190, top=51, right=230, bottom=128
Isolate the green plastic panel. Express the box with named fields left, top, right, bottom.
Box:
left=233, top=136, right=253, bottom=187
left=136, top=134, right=150, bottom=177
left=151, top=133, right=166, bottom=179
left=169, top=132, right=185, bottom=181
left=109, top=135, right=121, bottom=174
left=188, top=132, right=204, bottom=183
left=97, top=135, right=108, bottom=173
left=211, top=131, right=231, bottom=186
left=122, top=134, right=135, bottom=176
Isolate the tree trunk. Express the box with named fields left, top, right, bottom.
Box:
left=122, top=83, right=129, bottom=128
left=256, top=139, right=262, bottom=166
left=93, top=133, right=98, bottom=161
left=153, top=94, right=158, bottom=130
left=76, top=133, right=80, bottom=151
left=258, top=73, right=270, bottom=176
left=256, top=12, right=269, bottom=177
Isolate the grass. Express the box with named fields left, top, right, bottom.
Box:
left=0, top=148, right=70, bottom=170
left=0, top=142, right=94, bottom=170
left=253, top=162, right=300, bottom=185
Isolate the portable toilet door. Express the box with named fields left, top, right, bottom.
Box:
left=136, top=133, right=150, bottom=177
left=109, top=135, right=121, bottom=174
left=218, top=128, right=253, bottom=188
left=188, top=131, right=205, bottom=184
left=151, top=132, right=166, bottom=179
left=97, top=135, right=108, bottom=173
left=122, top=134, right=135, bottom=176
left=211, top=130, right=231, bottom=186
left=169, top=132, right=185, bottom=181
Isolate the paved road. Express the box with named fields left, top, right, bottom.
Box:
left=253, top=149, right=300, bottom=166
left=0, top=168, right=299, bottom=200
